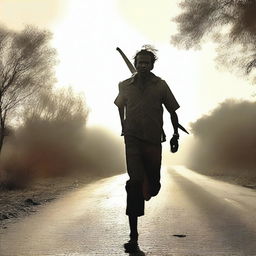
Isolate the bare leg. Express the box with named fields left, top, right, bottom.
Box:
left=124, top=215, right=139, bottom=253
left=129, top=215, right=138, bottom=241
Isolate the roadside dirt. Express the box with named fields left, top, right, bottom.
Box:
left=211, top=175, right=256, bottom=189
left=0, top=175, right=96, bottom=230
left=1, top=172, right=255, bottom=232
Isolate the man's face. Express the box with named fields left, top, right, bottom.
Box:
left=135, top=54, right=153, bottom=76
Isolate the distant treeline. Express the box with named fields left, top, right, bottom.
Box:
left=186, top=99, right=256, bottom=177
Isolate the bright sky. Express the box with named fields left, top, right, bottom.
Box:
left=0, top=0, right=255, bottom=139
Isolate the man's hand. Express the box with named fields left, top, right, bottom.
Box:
left=170, top=134, right=179, bottom=153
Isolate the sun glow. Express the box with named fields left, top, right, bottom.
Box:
left=0, top=0, right=255, bottom=180
left=0, top=0, right=254, bottom=144
left=51, top=0, right=201, bottom=134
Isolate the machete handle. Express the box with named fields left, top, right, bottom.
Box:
left=116, top=47, right=137, bottom=74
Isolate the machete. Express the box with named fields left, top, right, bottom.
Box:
left=116, top=47, right=189, bottom=135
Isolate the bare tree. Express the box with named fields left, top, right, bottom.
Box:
left=22, top=87, right=88, bottom=125
left=0, top=25, right=57, bottom=152
left=0, top=87, right=89, bottom=187
left=172, top=0, right=256, bottom=81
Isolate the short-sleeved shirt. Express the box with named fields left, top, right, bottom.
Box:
left=114, top=72, right=180, bottom=144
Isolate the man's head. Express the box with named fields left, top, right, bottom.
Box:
left=134, top=49, right=157, bottom=76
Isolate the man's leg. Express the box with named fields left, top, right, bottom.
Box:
left=129, top=215, right=138, bottom=240
left=124, top=180, right=144, bottom=252
left=124, top=136, right=145, bottom=252
left=125, top=180, right=144, bottom=217
left=142, top=141, right=162, bottom=197
left=123, top=215, right=139, bottom=253
left=142, top=173, right=151, bottom=201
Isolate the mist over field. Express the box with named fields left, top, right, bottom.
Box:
left=0, top=88, right=125, bottom=189
left=186, top=99, right=256, bottom=177
left=82, top=127, right=125, bottom=176
left=0, top=125, right=125, bottom=189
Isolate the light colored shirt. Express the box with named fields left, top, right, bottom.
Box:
left=114, top=72, right=180, bottom=144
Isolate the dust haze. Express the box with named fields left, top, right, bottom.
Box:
left=0, top=88, right=125, bottom=189
left=186, top=99, right=256, bottom=177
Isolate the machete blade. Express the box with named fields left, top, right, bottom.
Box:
left=178, top=123, right=189, bottom=134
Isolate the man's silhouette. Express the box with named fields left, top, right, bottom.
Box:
left=115, top=48, right=180, bottom=253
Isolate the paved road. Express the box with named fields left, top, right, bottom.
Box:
left=0, top=166, right=256, bottom=256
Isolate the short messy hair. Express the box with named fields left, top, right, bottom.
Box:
left=134, top=45, right=158, bottom=67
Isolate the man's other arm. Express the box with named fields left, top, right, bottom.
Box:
left=114, top=82, right=126, bottom=136
left=161, top=80, right=180, bottom=152
left=170, top=111, right=179, bottom=137
left=118, top=107, right=125, bottom=136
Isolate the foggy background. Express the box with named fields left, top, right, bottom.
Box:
left=0, top=86, right=125, bottom=189
left=0, top=0, right=256, bottom=189
left=185, top=99, right=256, bottom=177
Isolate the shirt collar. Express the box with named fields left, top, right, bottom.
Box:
left=127, top=72, right=158, bottom=85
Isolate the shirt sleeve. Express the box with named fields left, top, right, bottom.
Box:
left=162, top=80, right=180, bottom=113
left=114, top=82, right=126, bottom=108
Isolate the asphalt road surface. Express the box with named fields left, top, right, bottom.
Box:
left=0, top=166, right=256, bottom=256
